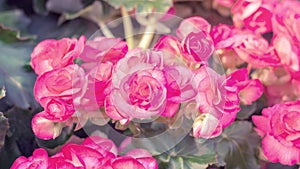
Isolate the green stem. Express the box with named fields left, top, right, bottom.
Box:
left=98, top=21, right=114, bottom=38
left=121, top=6, right=134, bottom=49
left=128, top=122, right=141, bottom=137
left=138, top=21, right=156, bottom=49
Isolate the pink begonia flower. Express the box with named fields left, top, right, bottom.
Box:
left=79, top=36, right=128, bottom=71
left=75, top=62, right=113, bottom=112
left=176, top=16, right=211, bottom=40
left=193, top=113, right=222, bottom=139
left=174, top=17, right=214, bottom=63
left=11, top=148, right=48, bottom=169
left=105, top=49, right=196, bottom=123
left=231, top=0, right=276, bottom=34
left=31, top=111, right=65, bottom=140
left=271, top=0, right=300, bottom=78
left=234, top=33, right=280, bottom=68
left=61, top=144, right=114, bottom=168
left=34, top=64, right=85, bottom=108
left=154, top=33, right=214, bottom=66
left=75, top=36, right=127, bottom=113
left=252, top=100, right=300, bottom=165
left=182, top=31, right=214, bottom=63
left=11, top=136, right=158, bottom=169
left=272, top=34, right=300, bottom=73
left=82, top=136, right=118, bottom=156
left=272, top=0, right=300, bottom=44
left=192, top=66, right=240, bottom=138
left=112, top=149, right=158, bottom=169
left=210, top=24, right=247, bottom=68
left=34, top=65, right=85, bottom=122
left=32, top=112, right=65, bottom=140
left=48, top=156, right=78, bottom=169
left=153, top=35, right=190, bottom=66
left=227, top=68, right=263, bottom=105
left=31, top=36, right=85, bottom=75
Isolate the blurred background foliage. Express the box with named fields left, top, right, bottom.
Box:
left=0, top=0, right=298, bottom=169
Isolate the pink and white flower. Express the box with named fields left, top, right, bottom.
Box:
left=231, top=0, right=276, bottom=34
left=234, top=34, right=280, bottom=68
left=176, top=16, right=211, bottom=40
left=11, top=136, right=158, bottom=169
left=34, top=64, right=85, bottom=107
left=105, top=49, right=196, bottom=123
left=192, top=66, right=240, bottom=138
left=31, top=112, right=66, bottom=140
left=11, top=148, right=49, bottom=169
left=227, top=68, right=263, bottom=105
left=31, top=36, right=85, bottom=75
left=252, top=100, right=300, bottom=165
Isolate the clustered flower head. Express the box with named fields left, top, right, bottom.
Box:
left=22, top=0, right=300, bottom=167
left=11, top=136, right=158, bottom=169
left=30, top=15, right=248, bottom=141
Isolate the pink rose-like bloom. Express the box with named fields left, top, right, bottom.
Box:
left=75, top=62, right=114, bottom=112
left=176, top=16, right=211, bottom=40
left=11, top=136, right=158, bottom=169
left=175, top=17, right=214, bottom=63
left=227, top=68, right=263, bottom=105
left=272, top=0, right=300, bottom=44
left=32, top=112, right=65, bottom=140
left=234, top=34, right=280, bottom=68
left=210, top=24, right=246, bottom=68
left=34, top=64, right=85, bottom=108
left=252, top=100, right=300, bottom=165
left=271, top=0, right=300, bottom=75
left=153, top=35, right=189, bottom=66
left=79, top=36, right=128, bottom=70
left=273, top=34, right=300, bottom=73
left=11, top=148, right=48, bottom=169
left=31, top=36, right=85, bottom=75
left=75, top=37, right=128, bottom=112
left=154, top=33, right=214, bottom=66
left=112, top=149, right=158, bottom=169
left=192, top=66, right=240, bottom=138
left=105, top=49, right=196, bottom=123
left=182, top=31, right=214, bottom=63
left=231, top=0, right=275, bottom=34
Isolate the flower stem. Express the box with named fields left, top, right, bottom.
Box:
left=128, top=122, right=141, bottom=137
left=121, top=6, right=134, bottom=50
left=97, top=21, right=114, bottom=38
left=138, top=19, right=156, bottom=49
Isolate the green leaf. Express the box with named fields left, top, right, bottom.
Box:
left=236, top=103, right=257, bottom=120
left=214, top=121, right=260, bottom=169
left=0, top=107, right=40, bottom=169
left=0, top=10, right=35, bottom=43
left=0, top=112, right=9, bottom=149
left=155, top=136, right=217, bottom=169
left=0, top=25, right=32, bottom=43
left=0, top=41, right=38, bottom=109
left=0, top=10, right=30, bottom=33
left=169, top=156, right=209, bottom=169
left=0, top=107, right=39, bottom=169
left=105, top=0, right=173, bottom=13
